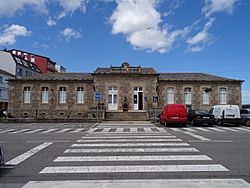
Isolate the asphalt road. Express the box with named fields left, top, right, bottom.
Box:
left=0, top=121, right=250, bottom=188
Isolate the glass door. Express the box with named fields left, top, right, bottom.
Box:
left=108, top=87, right=118, bottom=110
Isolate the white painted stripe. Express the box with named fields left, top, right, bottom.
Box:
left=40, top=164, right=229, bottom=174
left=183, top=128, right=197, bottom=132
left=157, top=128, right=167, bottom=132
left=193, top=127, right=212, bottom=132
left=87, top=128, right=98, bottom=132
left=25, top=129, right=44, bottom=134
left=116, top=128, right=125, bottom=132
left=170, top=128, right=182, bottom=132
left=129, top=128, right=138, bottom=132
left=24, top=178, right=250, bottom=188
left=83, top=135, right=176, bottom=139
left=71, top=142, right=190, bottom=147
left=54, top=155, right=212, bottom=162
left=10, top=129, right=31, bottom=134
left=22, top=179, right=250, bottom=188
left=41, top=129, right=58, bottom=133
left=101, top=128, right=112, bottom=133
left=56, top=128, right=72, bottom=133
left=5, top=142, right=53, bottom=165
left=234, top=127, right=250, bottom=132
left=0, top=129, right=17, bottom=133
left=219, top=127, right=239, bottom=132
left=207, top=127, right=226, bottom=132
left=64, top=147, right=199, bottom=153
left=70, top=128, right=85, bottom=133
left=183, top=132, right=210, bottom=141
left=143, top=127, right=152, bottom=132
left=77, top=138, right=182, bottom=143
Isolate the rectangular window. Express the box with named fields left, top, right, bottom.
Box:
left=184, top=87, right=192, bottom=105
left=0, top=76, right=2, bottom=84
left=202, top=88, right=209, bottom=105
left=24, top=87, right=31, bottom=104
left=167, top=87, right=174, bottom=104
left=17, top=68, right=23, bottom=77
left=59, top=87, right=66, bottom=104
left=42, top=87, right=49, bottom=104
left=219, top=88, right=227, bottom=104
left=24, top=53, right=28, bottom=60
left=31, top=55, right=35, bottom=63
left=76, top=87, right=84, bottom=104
left=17, top=51, right=21, bottom=56
left=108, top=94, right=112, bottom=104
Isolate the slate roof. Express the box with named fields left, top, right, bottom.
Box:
left=9, top=73, right=93, bottom=81
left=158, top=73, right=243, bottom=82
left=94, top=67, right=157, bottom=75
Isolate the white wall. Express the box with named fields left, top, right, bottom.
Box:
left=0, top=51, right=16, bottom=75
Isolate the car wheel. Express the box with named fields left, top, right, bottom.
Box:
left=217, top=120, right=223, bottom=126
left=245, top=119, right=250, bottom=126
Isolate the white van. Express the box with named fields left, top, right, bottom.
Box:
left=209, top=105, right=241, bottom=126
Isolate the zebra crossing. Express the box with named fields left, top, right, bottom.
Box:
left=0, top=125, right=249, bottom=134
left=20, top=123, right=250, bottom=188
left=0, top=128, right=89, bottom=134
left=169, top=126, right=250, bottom=133
left=39, top=126, right=229, bottom=176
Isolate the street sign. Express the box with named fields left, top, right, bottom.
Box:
left=95, top=92, right=101, bottom=100
left=153, top=96, right=158, bottom=103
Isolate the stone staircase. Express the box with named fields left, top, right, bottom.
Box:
left=105, top=111, right=148, bottom=121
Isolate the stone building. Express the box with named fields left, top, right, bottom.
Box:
left=8, top=62, right=243, bottom=120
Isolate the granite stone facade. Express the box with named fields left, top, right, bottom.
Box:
left=8, top=63, right=243, bottom=120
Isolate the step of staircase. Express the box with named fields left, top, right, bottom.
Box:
left=105, top=111, right=148, bottom=121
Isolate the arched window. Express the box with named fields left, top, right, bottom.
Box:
left=167, top=87, right=174, bottom=104
left=59, top=87, right=66, bottom=104
left=184, top=87, right=192, bottom=105
left=76, top=87, right=84, bottom=104
left=219, top=87, right=227, bottom=104
left=202, top=88, right=209, bottom=105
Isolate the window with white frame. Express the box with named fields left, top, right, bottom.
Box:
left=184, top=87, right=192, bottom=105
left=41, top=87, right=49, bottom=104
left=219, top=87, right=227, bottom=104
left=76, top=87, right=84, bottom=104
left=31, top=55, right=35, bottom=63
left=167, top=87, right=174, bottom=104
left=23, top=87, right=31, bottom=104
left=59, top=87, right=66, bottom=104
left=202, top=88, right=209, bottom=105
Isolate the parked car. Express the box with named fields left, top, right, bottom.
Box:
left=160, top=104, right=187, bottom=126
left=209, top=105, right=241, bottom=126
left=187, top=109, right=215, bottom=126
left=0, top=146, right=4, bottom=165
left=240, top=109, right=250, bottom=126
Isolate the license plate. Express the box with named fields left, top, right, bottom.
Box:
left=203, top=117, right=209, bottom=119
left=172, top=117, right=179, bottom=119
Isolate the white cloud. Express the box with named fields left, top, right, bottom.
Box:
left=60, top=27, right=81, bottom=41
left=0, top=24, right=31, bottom=46
left=110, top=0, right=188, bottom=53
left=47, top=18, right=57, bottom=26
left=186, top=18, right=214, bottom=52
left=203, top=0, right=238, bottom=17
left=0, top=0, right=48, bottom=17
left=57, top=0, right=87, bottom=19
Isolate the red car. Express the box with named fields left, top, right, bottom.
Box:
left=160, top=104, right=187, bottom=126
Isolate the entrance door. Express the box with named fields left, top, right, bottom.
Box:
left=108, top=87, right=118, bottom=110
left=133, top=87, right=143, bottom=110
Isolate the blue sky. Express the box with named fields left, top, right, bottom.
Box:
left=0, top=0, right=250, bottom=103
